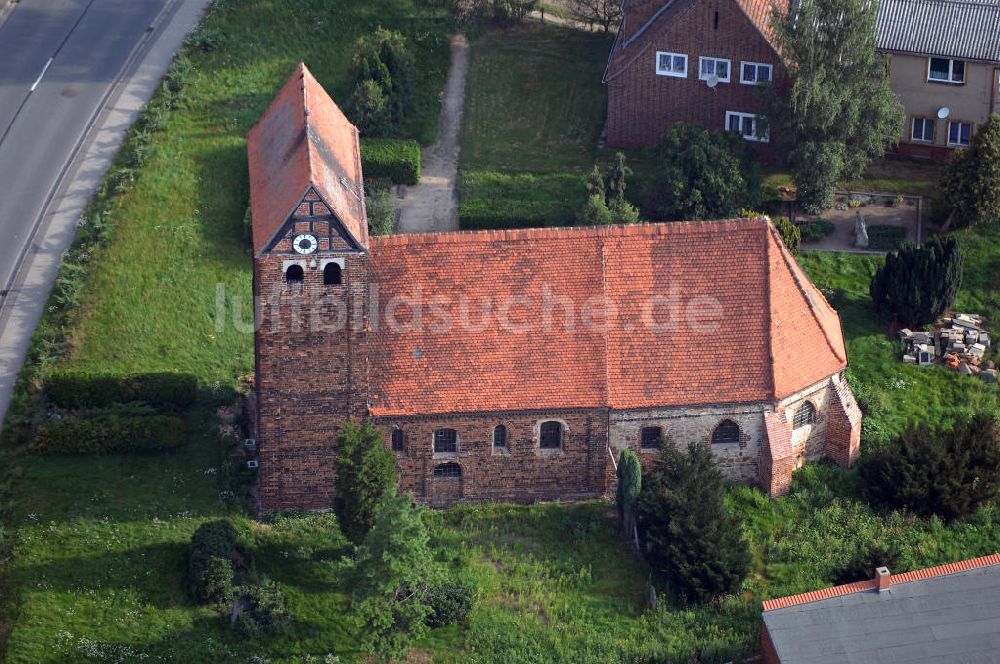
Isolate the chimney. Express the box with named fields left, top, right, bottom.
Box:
left=875, top=566, right=891, bottom=592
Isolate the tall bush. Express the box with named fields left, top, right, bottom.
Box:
left=942, top=114, right=1000, bottom=229
left=642, top=123, right=761, bottom=221
left=348, top=27, right=415, bottom=136
left=333, top=422, right=398, bottom=544
left=869, top=235, right=963, bottom=327
left=636, top=442, right=750, bottom=604
left=860, top=414, right=1000, bottom=521
left=33, top=414, right=185, bottom=454
left=185, top=520, right=239, bottom=603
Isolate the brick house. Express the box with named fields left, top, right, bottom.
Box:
left=249, top=64, right=860, bottom=512
left=603, top=0, right=788, bottom=156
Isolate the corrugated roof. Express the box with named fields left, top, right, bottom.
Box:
left=367, top=219, right=847, bottom=416
left=247, top=63, right=368, bottom=257
left=876, top=0, right=1000, bottom=62
left=763, top=554, right=1000, bottom=664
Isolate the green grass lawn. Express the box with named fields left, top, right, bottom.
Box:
left=460, top=23, right=611, bottom=172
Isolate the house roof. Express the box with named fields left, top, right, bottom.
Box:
left=876, top=0, right=1000, bottom=62
left=606, top=0, right=789, bottom=82
left=762, top=554, right=1000, bottom=664
left=247, top=63, right=368, bottom=257
left=367, top=219, right=847, bottom=417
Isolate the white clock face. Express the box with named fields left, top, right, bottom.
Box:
left=292, top=233, right=318, bottom=255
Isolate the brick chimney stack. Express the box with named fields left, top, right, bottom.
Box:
left=876, top=566, right=892, bottom=592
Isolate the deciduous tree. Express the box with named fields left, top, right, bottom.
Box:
left=766, top=0, right=904, bottom=213
left=642, top=123, right=761, bottom=220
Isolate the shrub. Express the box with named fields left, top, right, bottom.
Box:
left=423, top=578, right=475, bottom=627
left=773, top=216, right=801, bottom=255
left=740, top=210, right=800, bottom=255
left=636, top=442, right=751, bottom=604
left=33, top=414, right=184, bottom=454
left=869, top=235, right=963, bottom=327
left=642, top=123, right=761, bottom=221
left=360, top=138, right=420, bottom=185
left=334, top=422, right=398, bottom=544
left=233, top=580, right=289, bottom=637
left=186, top=520, right=239, bottom=604
left=860, top=414, right=1000, bottom=521
left=366, top=187, right=395, bottom=236
left=797, top=219, right=835, bottom=242
left=575, top=194, right=614, bottom=226
left=942, top=114, right=1000, bottom=229
left=350, top=493, right=435, bottom=658
left=45, top=371, right=197, bottom=409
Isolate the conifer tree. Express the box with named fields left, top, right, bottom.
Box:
left=616, top=449, right=642, bottom=542
left=869, top=235, right=963, bottom=327
left=333, top=421, right=398, bottom=544
left=635, top=442, right=750, bottom=604
left=349, top=493, right=435, bottom=659
left=943, top=114, right=1000, bottom=229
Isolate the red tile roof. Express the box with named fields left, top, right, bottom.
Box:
left=762, top=553, right=1000, bottom=611
left=368, top=219, right=847, bottom=416
left=247, top=63, right=367, bottom=257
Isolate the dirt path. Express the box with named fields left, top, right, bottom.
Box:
left=396, top=34, right=469, bottom=234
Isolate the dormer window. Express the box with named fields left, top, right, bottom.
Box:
left=323, top=262, right=342, bottom=285
left=285, top=264, right=304, bottom=283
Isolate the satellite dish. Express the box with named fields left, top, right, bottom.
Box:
left=937, top=106, right=951, bottom=119
left=706, top=74, right=720, bottom=89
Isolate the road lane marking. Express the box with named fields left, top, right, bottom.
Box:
left=29, top=57, right=53, bottom=92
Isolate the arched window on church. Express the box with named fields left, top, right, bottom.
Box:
left=323, top=262, right=342, bottom=285
left=285, top=264, right=304, bottom=284
left=793, top=402, right=816, bottom=429
left=712, top=419, right=741, bottom=445
left=391, top=428, right=405, bottom=452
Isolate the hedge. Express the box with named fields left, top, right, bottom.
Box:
left=458, top=199, right=576, bottom=230
left=45, top=372, right=197, bottom=409
left=33, top=414, right=185, bottom=454
left=360, top=138, right=420, bottom=185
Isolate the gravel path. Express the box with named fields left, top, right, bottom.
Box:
left=396, top=34, right=469, bottom=234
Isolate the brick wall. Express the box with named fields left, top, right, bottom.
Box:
left=760, top=622, right=781, bottom=664
left=610, top=402, right=766, bottom=484
left=607, top=0, right=784, bottom=159
left=825, top=373, right=862, bottom=468
left=777, top=379, right=834, bottom=466
left=373, top=410, right=611, bottom=507
left=254, top=238, right=369, bottom=512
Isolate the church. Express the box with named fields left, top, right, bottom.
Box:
left=248, top=64, right=861, bottom=513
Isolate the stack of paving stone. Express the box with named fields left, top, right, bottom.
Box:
left=899, top=313, right=995, bottom=382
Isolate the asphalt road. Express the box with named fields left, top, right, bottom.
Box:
left=0, top=0, right=169, bottom=297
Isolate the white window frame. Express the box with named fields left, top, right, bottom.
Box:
left=927, top=57, right=965, bottom=84
left=911, top=117, right=935, bottom=143
left=698, top=56, right=731, bottom=83
left=740, top=61, right=773, bottom=85
left=655, top=51, right=688, bottom=78
left=947, top=120, right=972, bottom=147
left=725, top=111, right=769, bottom=143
